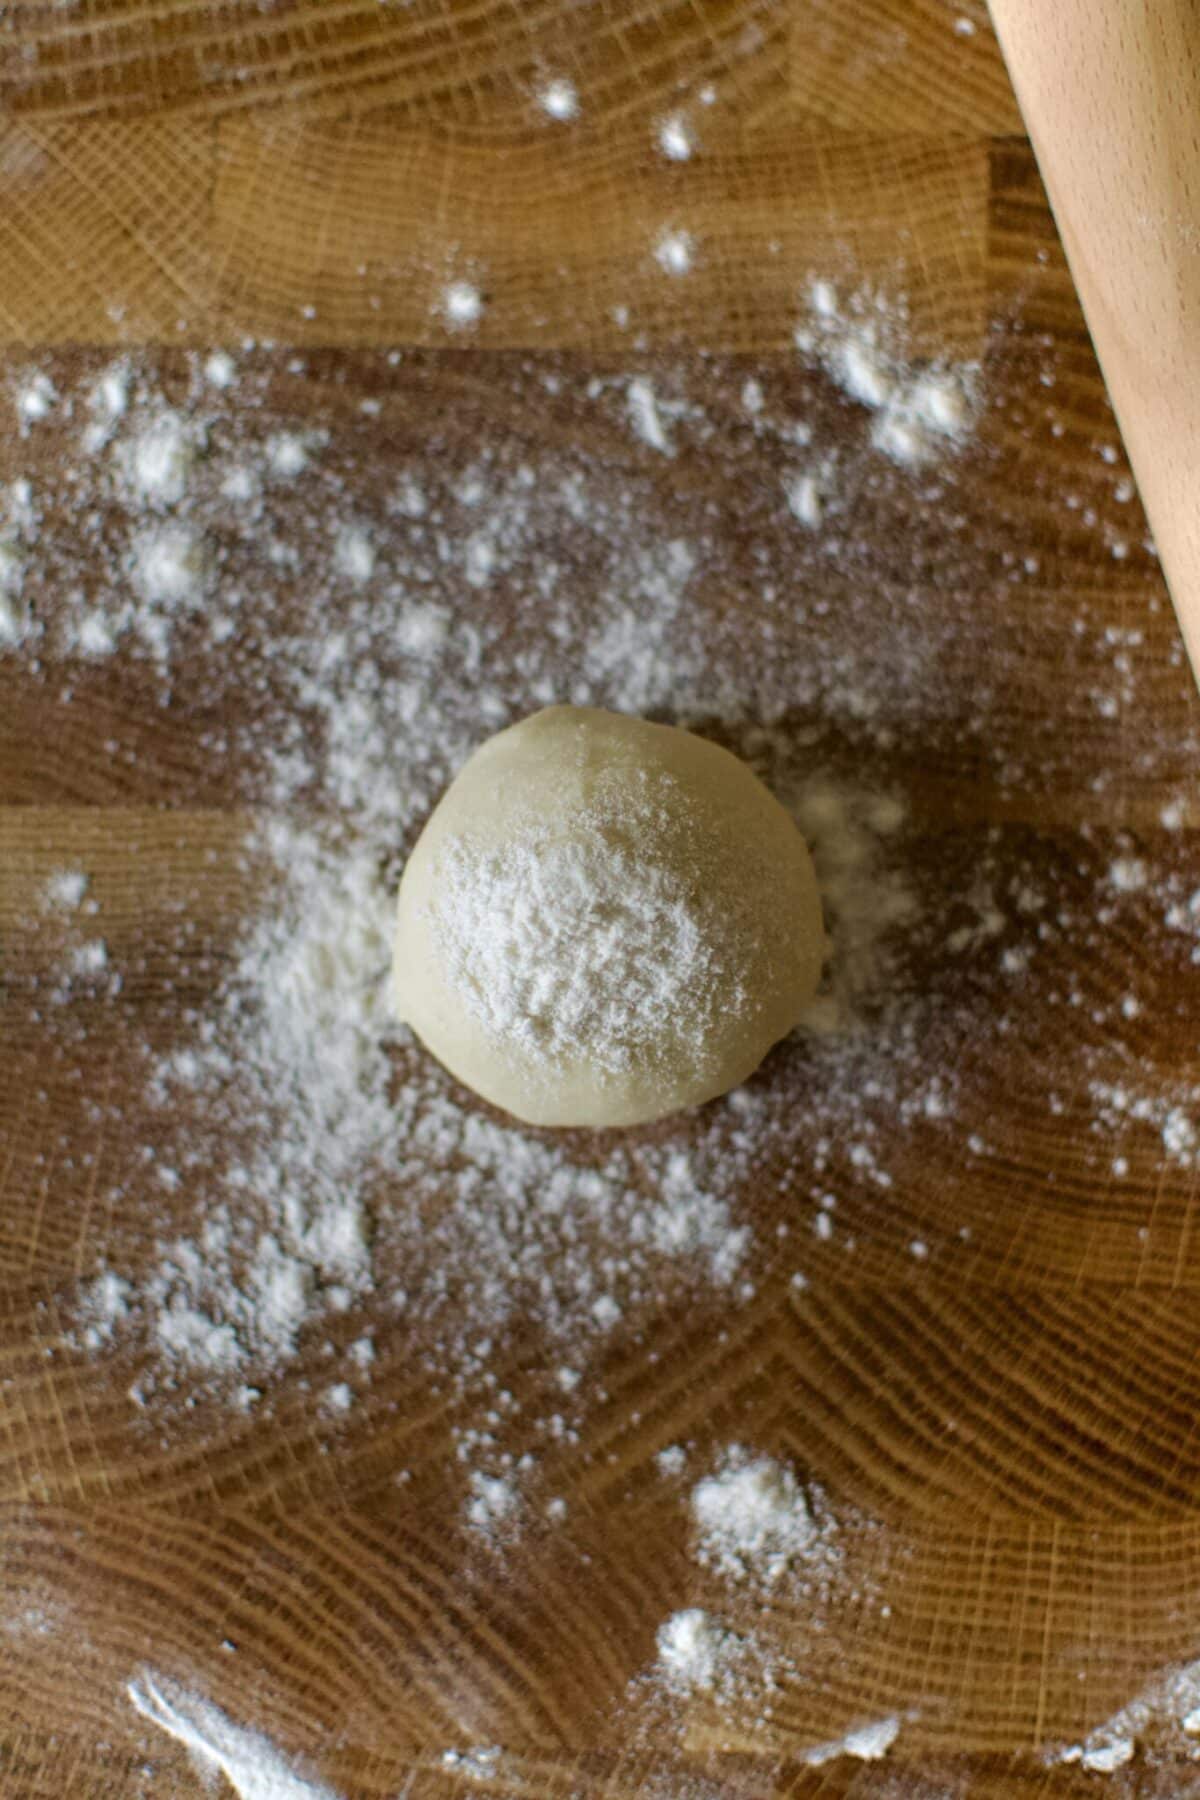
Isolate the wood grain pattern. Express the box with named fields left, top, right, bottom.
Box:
left=209, top=118, right=988, bottom=352
left=0, top=117, right=989, bottom=350
left=788, top=0, right=1023, bottom=134
left=1, top=3, right=1199, bottom=1797
left=1, top=0, right=784, bottom=126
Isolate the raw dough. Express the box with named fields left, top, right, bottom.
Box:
left=393, top=706, right=825, bottom=1127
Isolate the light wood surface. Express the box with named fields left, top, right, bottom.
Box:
left=1, top=3, right=1199, bottom=1796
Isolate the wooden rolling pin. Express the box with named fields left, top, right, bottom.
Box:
left=988, top=0, right=1200, bottom=682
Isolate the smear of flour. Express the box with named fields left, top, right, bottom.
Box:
left=803, top=1713, right=903, bottom=1765
left=129, top=1672, right=340, bottom=1800
left=627, top=377, right=674, bottom=454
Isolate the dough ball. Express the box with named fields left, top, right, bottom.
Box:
left=393, top=706, right=825, bottom=1128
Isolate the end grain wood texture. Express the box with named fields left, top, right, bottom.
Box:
left=0, top=2, right=1198, bottom=1796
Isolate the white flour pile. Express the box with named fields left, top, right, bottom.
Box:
left=656, top=1608, right=741, bottom=1693
left=129, top=1671, right=339, bottom=1800
left=690, top=1446, right=833, bottom=1587
left=43, top=868, right=90, bottom=910
left=650, top=1604, right=799, bottom=1727
left=658, top=114, right=694, bottom=161
left=640, top=1440, right=872, bottom=1733
left=537, top=76, right=578, bottom=121
left=1050, top=1657, right=1200, bottom=1773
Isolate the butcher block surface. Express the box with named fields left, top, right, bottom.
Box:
left=2, top=2, right=1200, bottom=1795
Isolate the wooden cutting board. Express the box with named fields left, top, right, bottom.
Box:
left=2, top=1, right=1199, bottom=1794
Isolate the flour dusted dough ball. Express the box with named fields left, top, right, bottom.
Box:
left=393, top=707, right=825, bottom=1128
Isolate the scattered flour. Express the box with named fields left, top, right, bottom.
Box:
left=78, top=1270, right=131, bottom=1350
left=466, top=1471, right=518, bottom=1535
left=649, top=1598, right=802, bottom=1724
left=1090, top=1080, right=1200, bottom=1171
left=3, top=1604, right=60, bottom=1641
left=3, top=289, right=1183, bottom=1752
left=134, top=794, right=754, bottom=1386
left=442, top=1746, right=503, bottom=1779
left=790, top=774, right=915, bottom=1035
left=803, top=1713, right=903, bottom=1765
left=0, top=585, right=25, bottom=644
left=784, top=470, right=823, bottom=529
left=0, top=497, right=28, bottom=633
left=654, top=229, right=695, bottom=277
left=142, top=829, right=389, bottom=1370
left=0, top=536, right=24, bottom=592
left=656, top=1608, right=737, bottom=1693
left=131, top=522, right=209, bottom=619
left=0, top=320, right=1139, bottom=1594
left=267, top=432, right=317, bottom=479
left=796, top=281, right=977, bottom=467
left=1108, top=856, right=1148, bottom=893
left=658, top=114, right=694, bottom=160
left=84, top=361, right=131, bottom=452
left=205, top=351, right=237, bottom=390
left=333, top=523, right=376, bottom=585
left=121, top=410, right=204, bottom=506
left=70, top=939, right=109, bottom=977
left=440, top=280, right=484, bottom=330
left=15, top=371, right=56, bottom=430
left=128, top=1671, right=340, bottom=1800
left=1050, top=1658, right=1200, bottom=1773
left=38, top=663, right=910, bottom=1402
left=626, top=377, right=673, bottom=455
left=74, top=611, right=119, bottom=657
left=690, top=1446, right=819, bottom=1585
left=538, top=77, right=578, bottom=121
left=43, top=869, right=90, bottom=910
left=591, top=1293, right=623, bottom=1328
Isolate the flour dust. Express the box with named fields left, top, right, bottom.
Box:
left=3, top=280, right=1192, bottom=1572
